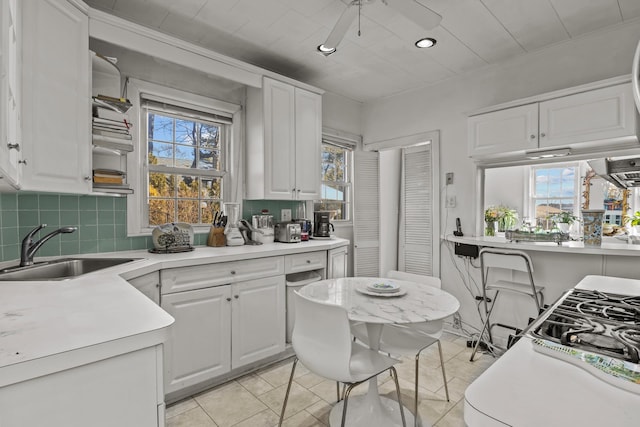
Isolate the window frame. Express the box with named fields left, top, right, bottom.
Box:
left=315, top=138, right=354, bottom=223
left=126, top=79, right=241, bottom=236
left=526, top=161, right=581, bottom=225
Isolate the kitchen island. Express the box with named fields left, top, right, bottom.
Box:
left=464, top=275, right=640, bottom=426
left=0, top=238, right=348, bottom=425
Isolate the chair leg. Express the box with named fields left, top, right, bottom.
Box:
left=390, top=366, right=407, bottom=427
left=470, top=291, right=499, bottom=362
left=278, top=358, right=298, bottom=427
left=413, top=354, right=420, bottom=427
left=341, top=383, right=356, bottom=427
left=436, top=341, right=450, bottom=402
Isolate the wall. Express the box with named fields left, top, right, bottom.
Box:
left=363, top=19, right=640, bottom=331
left=484, top=166, right=526, bottom=216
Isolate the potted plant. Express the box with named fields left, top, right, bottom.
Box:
left=484, top=206, right=500, bottom=236
left=623, top=211, right=640, bottom=234
left=497, top=206, right=518, bottom=232
left=548, top=211, right=578, bottom=233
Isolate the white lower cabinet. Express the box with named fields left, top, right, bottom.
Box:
left=328, top=246, right=348, bottom=278
left=0, top=346, right=163, bottom=427
left=161, top=285, right=232, bottom=395
left=160, top=257, right=287, bottom=396
left=231, top=275, right=286, bottom=368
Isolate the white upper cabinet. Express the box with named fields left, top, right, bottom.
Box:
left=468, top=103, right=538, bottom=157
left=468, top=78, right=639, bottom=161
left=538, top=83, right=636, bottom=149
left=246, top=77, right=321, bottom=200
left=0, top=0, right=21, bottom=188
left=21, top=0, right=91, bottom=193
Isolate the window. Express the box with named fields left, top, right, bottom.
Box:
left=144, top=102, right=230, bottom=226
left=530, top=162, right=579, bottom=226
left=126, top=79, right=241, bottom=235
left=315, top=141, right=353, bottom=221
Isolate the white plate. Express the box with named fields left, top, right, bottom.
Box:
left=366, top=281, right=400, bottom=293
left=356, top=286, right=407, bottom=297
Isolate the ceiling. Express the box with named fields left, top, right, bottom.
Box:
left=84, top=0, right=640, bottom=103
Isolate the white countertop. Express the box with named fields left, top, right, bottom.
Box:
left=464, top=275, right=640, bottom=426
left=0, top=238, right=348, bottom=387
left=445, top=234, right=640, bottom=256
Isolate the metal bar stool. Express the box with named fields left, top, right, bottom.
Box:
left=470, top=248, right=544, bottom=362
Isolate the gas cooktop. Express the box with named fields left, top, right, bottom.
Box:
left=531, top=289, right=640, bottom=363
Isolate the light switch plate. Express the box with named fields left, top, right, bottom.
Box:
left=281, top=209, right=292, bottom=221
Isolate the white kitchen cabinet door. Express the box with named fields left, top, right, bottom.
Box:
left=128, top=272, right=160, bottom=305
left=0, top=0, right=21, bottom=188
left=0, top=346, right=162, bottom=427
left=294, top=87, right=322, bottom=200
left=21, top=0, right=91, bottom=193
left=539, top=83, right=637, bottom=149
left=245, top=77, right=322, bottom=200
left=328, top=246, right=348, bottom=279
left=231, top=275, right=285, bottom=369
left=263, top=78, right=296, bottom=199
left=468, top=103, right=538, bottom=158
left=161, top=285, right=232, bottom=394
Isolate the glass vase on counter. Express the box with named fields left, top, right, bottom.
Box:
left=485, top=221, right=497, bottom=236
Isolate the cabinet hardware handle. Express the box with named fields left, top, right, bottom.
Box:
left=234, top=295, right=239, bottom=299
left=230, top=270, right=236, bottom=275
left=18, top=160, right=27, bottom=165
left=306, top=260, right=311, bottom=263
left=226, top=297, right=231, bottom=302
left=84, top=176, right=92, bottom=181
left=530, top=135, right=536, bottom=139
left=7, top=143, right=20, bottom=151
left=540, top=132, right=546, bottom=137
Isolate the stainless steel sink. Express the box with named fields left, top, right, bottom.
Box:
left=0, top=258, right=140, bottom=281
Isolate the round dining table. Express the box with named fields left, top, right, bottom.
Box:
left=298, top=276, right=460, bottom=427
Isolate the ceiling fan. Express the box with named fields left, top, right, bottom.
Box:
left=317, top=0, right=442, bottom=56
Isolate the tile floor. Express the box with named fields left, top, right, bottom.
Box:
left=165, top=332, right=496, bottom=427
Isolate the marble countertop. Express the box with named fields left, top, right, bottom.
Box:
left=0, top=238, right=349, bottom=386
left=298, top=276, right=460, bottom=324
left=445, top=234, right=640, bottom=256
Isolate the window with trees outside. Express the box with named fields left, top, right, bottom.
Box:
left=530, top=162, right=579, bottom=228
left=314, top=142, right=352, bottom=221
left=145, top=101, right=230, bottom=226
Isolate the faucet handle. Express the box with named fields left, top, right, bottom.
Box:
left=24, top=224, right=47, bottom=241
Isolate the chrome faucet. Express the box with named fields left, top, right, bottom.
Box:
left=20, top=224, right=78, bottom=267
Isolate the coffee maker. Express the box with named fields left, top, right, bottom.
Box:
left=313, top=211, right=334, bottom=238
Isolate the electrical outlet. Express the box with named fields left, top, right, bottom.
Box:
left=446, top=172, right=454, bottom=185
left=281, top=209, right=292, bottom=221
left=446, top=195, right=456, bottom=208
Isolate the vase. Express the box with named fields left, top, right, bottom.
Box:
left=485, top=221, right=497, bottom=236
left=582, top=209, right=605, bottom=246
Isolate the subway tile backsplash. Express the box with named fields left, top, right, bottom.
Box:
left=0, top=193, right=306, bottom=262
left=0, top=193, right=152, bottom=262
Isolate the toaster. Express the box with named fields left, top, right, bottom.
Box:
left=275, top=222, right=301, bottom=243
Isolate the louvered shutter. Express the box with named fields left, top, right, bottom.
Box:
left=353, top=150, right=380, bottom=277
left=399, top=144, right=433, bottom=275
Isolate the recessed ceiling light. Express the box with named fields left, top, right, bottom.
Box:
left=415, top=38, right=436, bottom=48
left=317, top=44, right=337, bottom=56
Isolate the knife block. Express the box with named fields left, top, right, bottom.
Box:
left=207, top=226, right=226, bottom=247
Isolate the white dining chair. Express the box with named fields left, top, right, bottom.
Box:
left=469, top=248, right=544, bottom=362
left=351, top=270, right=449, bottom=426
left=279, top=291, right=407, bottom=427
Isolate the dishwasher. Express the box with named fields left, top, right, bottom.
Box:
left=285, top=270, right=322, bottom=343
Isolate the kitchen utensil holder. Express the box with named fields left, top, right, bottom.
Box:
left=207, top=227, right=226, bottom=247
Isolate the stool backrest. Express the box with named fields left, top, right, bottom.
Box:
left=386, top=270, right=441, bottom=289
left=291, top=291, right=353, bottom=382
left=479, top=248, right=533, bottom=273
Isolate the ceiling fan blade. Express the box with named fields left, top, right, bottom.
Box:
left=384, top=0, right=442, bottom=30
left=322, top=3, right=360, bottom=50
